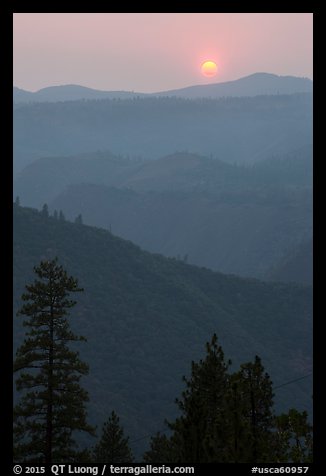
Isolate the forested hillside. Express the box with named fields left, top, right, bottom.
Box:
left=13, top=93, right=312, bottom=173
left=14, top=147, right=312, bottom=280
left=14, top=146, right=312, bottom=205
left=50, top=184, right=311, bottom=279
left=13, top=204, right=312, bottom=456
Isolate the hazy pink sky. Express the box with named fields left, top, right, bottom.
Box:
left=13, top=13, right=313, bottom=93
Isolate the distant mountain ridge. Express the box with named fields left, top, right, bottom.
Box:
left=13, top=84, right=147, bottom=103
left=154, top=73, right=313, bottom=98
left=14, top=147, right=313, bottom=207
left=13, top=73, right=312, bottom=103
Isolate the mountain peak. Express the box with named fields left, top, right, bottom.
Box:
left=155, top=72, right=312, bottom=98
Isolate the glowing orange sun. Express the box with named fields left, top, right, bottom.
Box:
left=201, top=60, right=218, bottom=77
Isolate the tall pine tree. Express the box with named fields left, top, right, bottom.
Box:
left=93, top=411, right=134, bottom=463
left=143, top=432, right=175, bottom=463
left=13, top=258, right=94, bottom=464
left=168, top=334, right=231, bottom=462
left=228, top=356, right=274, bottom=463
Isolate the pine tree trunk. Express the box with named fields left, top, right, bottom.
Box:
left=249, top=370, right=258, bottom=462
left=45, top=304, right=54, bottom=465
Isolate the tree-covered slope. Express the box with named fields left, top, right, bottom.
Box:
left=13, top=93, right=312, bottom=173
left=13, top=204, right=312, bottom=457
left=14, top=147, right=312, bottom=208
left=49, top=184, right=311, bottom=279
left=14, top=148, right=312, bottom=279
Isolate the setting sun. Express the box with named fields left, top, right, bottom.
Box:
left=201, top=60, right=218, bottom=78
